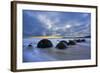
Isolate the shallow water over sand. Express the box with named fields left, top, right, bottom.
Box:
left=23, top=38, right=91, bottom=62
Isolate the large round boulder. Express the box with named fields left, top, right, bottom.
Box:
left=37, top=39, right=53, bottom=48
left=56, top=40, right=68, bottom=49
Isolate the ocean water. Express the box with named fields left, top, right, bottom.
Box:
left=23, top=38, right=91, bottom=62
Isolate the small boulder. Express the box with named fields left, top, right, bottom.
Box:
left=28, top=43, right=33, bottom=47
left=67, top=40, right=76, bottom=45
left=75, top=39, right=86, bottom=42
left=75, top=39, right=81, bottom=42
left=81, top=39, right=86, bottom=42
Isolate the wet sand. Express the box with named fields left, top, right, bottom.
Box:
left=23, top=38, right=91, bottom=62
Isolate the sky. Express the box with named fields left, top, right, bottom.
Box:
left=23, top=10, right=91, bottom=38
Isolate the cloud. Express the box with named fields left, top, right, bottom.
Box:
left=82, top=13, right=90, bottom=18
left=37, top=14, right=90, bottom=36
left=36, top=13, right=61, bottom=33
left=37, top=14, right=53, bottom=29
left=23, top=10, right=91, bottom=37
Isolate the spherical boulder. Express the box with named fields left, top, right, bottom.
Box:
left=81, top=39, right=86, bottom=42
left=67, top=40, right=76, bottom=45
left=75, top=39, right=86, bottom=42
left=75, top=39, right=81, bottom=42
left=56, top=40, right=68, bottom=49
left=37, top=39, right=53, bottom=48
left=28, top=43, right=33, bottom=47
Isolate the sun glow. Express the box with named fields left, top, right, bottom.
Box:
left=31, top=36, right=62, bottom=39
